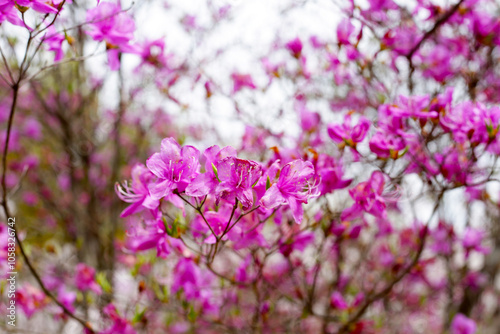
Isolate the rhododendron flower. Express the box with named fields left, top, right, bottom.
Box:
left=450, top=314, right=476, bottom=334
left=86, top=2, right=135, bottom=45
left=146, top=137, right=200, bottom=200
left=15, top=0, right=58, bottom=13
left=285, top=37, right=303, bottom=58
left=172, top=258, right=213, bottom=302
left=435, top=149, right=470, bottom=185
left=416, top=45, right=454, bottom=82
left=116, top=164, right=158, bottom=217
left=215, top=156, right=262, bottom=209
left=101, top=304, right=137, bottom=334
left=86, top=2, right=136, bottom=70
left=231, top=72, right=256, bottom=93
left=126, top=218, right=186, bottom=258
left=185, top=145, right=236, bottom=197
left=56, top=287, right=76, bottom=314
left=17, top=283, right=47, bottom=318
left=261, top=159, right=318, bottom=224
left=330, top=291, right=348, bottom=310
left=279, top=230, right=315, bottom=256
left=137, top=38, right=167, bottom=68
left=430, top=221, right=454, bottom=256
left=337, top=18, right=355, bottom=45
left=389, top=95, right=438, bottom=119
left=313, top=154, right=352, bottom=195
left=75, top=263, right=102, bottom=294
left=44, top=27, right=65, bottom=61
left=342, top=171, right=387, bottom=220
left=369, top=131, right=406, bottom=159
left=462, top=227, right=489, bottom=256
left=327, top=115, right=370, bottom=146
left=0, top=1, right=24, bottom=27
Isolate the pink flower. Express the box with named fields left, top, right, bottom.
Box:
left=171, top=258, right=213, bottom=301
left=126, top=218, right=186, bottom=258
left=86, top=2, right=135, bottom=46
left=101, top=304, right=137, bottom=334
left=231, top=72, right=257, bottom=93
left=261, top=160, right=318, bottom=224
left=44, top=27, right=65, bottom=61
left=285, top=37, right=303, bottom=58
left=115, top=164, right=159, bottom=217
left=75, top=263, right=102, bottom=295
left=56, top=288, right=76, bottom=314
left=215, top=156, right=262, bottom=209
left=450, top=314, right=476, bottom=334
left=313, top=154, right=352, bottom=195
left=279, top=230, right=315, bottom=256
left=185, top=145, right=236, bottom=197
left=330, top=292, right=348, bottom=310
left=462, top=227, right=489, bottom=257
left=0, top=1, right=24, bottom=27
left=15, top=0, right=58, bottom=13
left=327, top=115, right=370, bottom=146
left=341, top=171, right=387, bottom=220
left=416, top=45, right=454, bottom=82
left=369, top=130, right=406, bottom=159
left=17, top=283, right=47, bottom=318
left=86, top=2, right=136, bottom=70
left=337, top=18, right=355, bottom=45
left=146, top=137, right=200, bottom=200
left=137, top=38, right=167, bottom=68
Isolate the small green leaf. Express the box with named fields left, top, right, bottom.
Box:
left=96, top=272, right=112, bottom=293
left=212, top=163, right=221, bottom=183
left=132, top=307, right=146, bottom=324
left=266, top=176, right=271, bottom=190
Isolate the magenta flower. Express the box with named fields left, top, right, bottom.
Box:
left=15, top=0, right=58, bottom=13
left=231, top=72, right=257, bottom=93
left=0, top=1, right=24, bottom=27
left=101, top=304, right=137, bottom=334
left=341, top=171, right=387, bottom=220
left=328, top=115, right=370, bottom=146
left=330, top=292, right=348, bottom=310
left=337, top=18, right=355, bottom=45
left=215, top=156, right=262, bottom=209
left=116, top=164, right=159, bottom=217
left=75, top=263, right=102, bottom=295
left=132, top=221, right=185, bottom=258
left=17, top=283, right=47, bottom=318
left=137, top=38, right=167, bottom=68
left=56, top=287, right=76, bottom=314
left=389, top=95, right=438, bottom=119
left=86, top=2, right=135, bottom=46
left=146, top=137, right=200, bottom=200
left=285, top=37, right=303, bottom=58
left=369, top=130, right=406, bottom=159
left=430, top=221, right=454, bottom=256
left=260, top=159, right=318, bottom=224
left=86, top=2, right=136, bottom=70
left=185, top=145, right=236, bottom=197
left=44, top=26, right=66, bottom=61
left=313, top=154, right=352, bottom=195
left=450, top=314, right=476, bottom=334
left=172, top=258, right=213, bottom=301
left=416, top=45, right=454, bottom=82
left=279, top=230, right=315, bottom=256
left=462, top=227, right=489, bottom=257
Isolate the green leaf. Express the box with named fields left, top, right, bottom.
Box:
left=212, top=163, right=221, bottom=183
left=96, top=272, right=112, bottom=294
left=266, top=176, right=271, bottom=190
left=132, top=307, right=147, bottom=324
